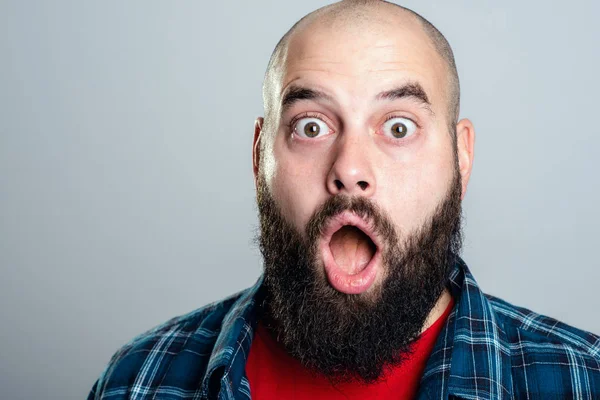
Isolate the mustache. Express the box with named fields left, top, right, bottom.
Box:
left=305, top=194, right=400, bottom=247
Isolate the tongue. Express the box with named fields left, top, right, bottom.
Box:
left=329, top=226, right=376, bottom=275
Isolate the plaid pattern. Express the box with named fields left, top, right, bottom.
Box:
left=88, top=258, right=600, bottom=399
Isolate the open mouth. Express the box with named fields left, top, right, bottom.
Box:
left=330, top=225, right=377, bottom=275
left=319, top=212, right=382, bottom=294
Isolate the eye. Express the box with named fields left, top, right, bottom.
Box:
left=382, top=117, right=417, bottom=139
left=293, top=117, right=331, bottom=139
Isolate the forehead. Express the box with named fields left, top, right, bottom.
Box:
left=278, top=13, right=448, bottom=114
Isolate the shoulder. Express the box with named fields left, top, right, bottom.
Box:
left=486, top=294, right=600, bottom=397
left=88, top=291, right=245, bottom=400
left=486, top=294, right=600, bottom=357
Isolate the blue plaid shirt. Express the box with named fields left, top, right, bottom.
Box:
left=88, top=258, right=600, bottom=399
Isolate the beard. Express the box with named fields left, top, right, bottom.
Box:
left=255, top=165, right=463, bottom=384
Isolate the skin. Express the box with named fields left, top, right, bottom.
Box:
left=253, top=4, right=475, bottom=333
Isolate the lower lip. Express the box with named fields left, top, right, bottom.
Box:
left=319, top=216, right=381, bottom=295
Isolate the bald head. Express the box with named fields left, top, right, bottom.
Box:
left=262, top=0, right=460, bottom=136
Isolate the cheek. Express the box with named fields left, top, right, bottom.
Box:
left=267, top=135, right=329, bottom=236
left=382, top=140, right=455, bottom=233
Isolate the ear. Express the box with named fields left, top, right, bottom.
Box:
left=455, top=118, right=475, bottom=199
left=252, top=117, right=264, bottom=187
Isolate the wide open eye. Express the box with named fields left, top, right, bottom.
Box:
left=382, top=117, right=417, bottom=139
left=293, top=117, right=330, bottom=138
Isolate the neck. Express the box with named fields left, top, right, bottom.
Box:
left=420, top=288, right=452, bottom=334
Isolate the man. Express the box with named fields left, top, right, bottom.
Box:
left=88, top=1, right=600, bottom=399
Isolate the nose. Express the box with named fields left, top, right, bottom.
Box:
left=326, top=134, right=376, bottom=197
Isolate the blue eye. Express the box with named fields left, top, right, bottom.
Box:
left=294, top=118, right=330, bottom=138
left=382, top=117, right=417, bottom=139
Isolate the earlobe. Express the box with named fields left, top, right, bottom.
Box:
left=455, top=118, right=475, bottom=199
left=253, top=117, right=264, bottom=185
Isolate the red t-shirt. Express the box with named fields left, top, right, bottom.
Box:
left=246, top=297, right=454, bottom=399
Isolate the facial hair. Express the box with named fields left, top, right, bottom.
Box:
left=255, top=167, right=463, bottom=384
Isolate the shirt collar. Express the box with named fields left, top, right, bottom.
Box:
left=421, top=257, right=514, bottom=400
left=202, top=276, right=265, bottom=398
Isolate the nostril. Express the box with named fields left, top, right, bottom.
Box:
left=334, top=180, right=344, bottom=190
left=357, top=181, right=369, bottom=191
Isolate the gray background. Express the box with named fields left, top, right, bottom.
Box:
left=1, top=1, right=599, bottom=399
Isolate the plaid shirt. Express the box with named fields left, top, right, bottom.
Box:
left=88, top=258, right=600, bottom=399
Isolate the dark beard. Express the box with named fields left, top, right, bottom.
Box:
left=255, top=168, right=463, bottom=384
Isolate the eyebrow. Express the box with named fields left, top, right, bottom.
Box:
left=280, top=85, right=334, bottom=114
left=376, top=82, right=433, bottom=115
left=279, top=81, right=433, bottom=115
